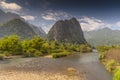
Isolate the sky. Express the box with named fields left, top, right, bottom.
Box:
left=0, top=0, right=120, bottom=33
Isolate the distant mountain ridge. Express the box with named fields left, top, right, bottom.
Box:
left=47, top=18, right=87, bottom=44
left=0, top=9, right=24, bottom=23
left=0, top=18, right=37, bottom=39
left=30, top=24, right=46, bottom=38
left=0, top=9, right=46, bottom=38
left=84, top=27, right=120, bottom=47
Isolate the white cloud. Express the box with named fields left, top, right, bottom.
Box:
left=116, top=21, right=120, bottom=27
left=0, top=0, right=22, bottom=11
left=79, top=16, right=112, bottom=31
left=41, top=10, right=70, bottom=21
left=21, top=15, right=35, bottom=21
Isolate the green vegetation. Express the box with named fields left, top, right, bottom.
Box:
left=0, top=35, right=92, bottom=59
left=84, top=27, right=120, bottom=47
left=97, top=45, right=120, bottom=80
left=114, top=69, right=120, bottom=80
left=52, top=50, right=71, bottom=58
left=0, top=54, right=6, bottom=60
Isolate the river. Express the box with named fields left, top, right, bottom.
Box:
left=0, top=50, right=112, bottom=80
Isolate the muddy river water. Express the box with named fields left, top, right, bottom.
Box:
left=0, top=50, right=112, bottom=80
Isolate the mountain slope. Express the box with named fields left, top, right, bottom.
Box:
left=30, top=25, right=46, bottom=38
left=84, top=27, right=120, bottom=47
left=0, top=9, right=23, bottom=23
left=0, top=18, right=36, bottom=39
left=0, top=9, right=46, bottom=38
left=47, top=18, right=87, bottom=44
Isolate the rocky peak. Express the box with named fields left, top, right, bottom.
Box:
left=47, top=18, right=87, bottom=44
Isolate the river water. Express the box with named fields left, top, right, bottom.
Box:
left=0, top=50, right=112, bottom=80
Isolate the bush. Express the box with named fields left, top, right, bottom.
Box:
left=0, top=35, right=22, bottom=55
left=22, top=36, right=44, bottom=53
left=79, top=44, right=92, bottom=53
left=99, top=52, right=106, bottom=60
left=3, top=51, right=11, bottom=56
left=105, top=59, right=116, bottom=72
left=50, top=49, right=63, bottom=53
left=97, top=46, right=112, bottom=53
left=114, top=69, right=120, bottom=80
left=0, top=54, right=6, bottom=60
left=23, top=48, right=43, bottom=57
left=52, top=50, right=71, bottom=58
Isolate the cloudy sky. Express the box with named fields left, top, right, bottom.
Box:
left=0, top=0, right=120, bottom=33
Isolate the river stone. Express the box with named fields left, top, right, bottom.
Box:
left=66, top=67, right=78, bottom=76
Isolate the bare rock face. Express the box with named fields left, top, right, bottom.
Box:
left=47, top=18, right=87, bottom=44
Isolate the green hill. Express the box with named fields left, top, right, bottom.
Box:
left=84, top=27, right=120, bottom=47
left=0, top=18, right=37, bottom=39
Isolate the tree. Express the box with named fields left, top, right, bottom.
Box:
left=0, top=35, right=22, bottom=55
left=114, top=69, right=120, bottom=80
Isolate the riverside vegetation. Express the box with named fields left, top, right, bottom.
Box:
left=97, top=45, right=120, bottom=80
left=0, top=35, right=92, bottom=60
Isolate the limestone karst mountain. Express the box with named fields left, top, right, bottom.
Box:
left=47, top=18, right=87, bottom=44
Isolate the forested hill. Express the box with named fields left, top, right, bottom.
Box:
left=84, top=27, right=120, bottom=47
left=0, top=18, right=36, bottom=39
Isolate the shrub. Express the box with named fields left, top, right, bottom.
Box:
left=0, top=35, right=22, bottom=55
left=0, top=54, right=6, bottom=60
left=33, top=50, right=43, bottom=57
left=23, top=48, right=43, bottom=57
left=97, top=46, right=112, bottom=53
left=3, top=51, right=11, bottom=56
left=50, top=49, right=63, bottom=53
left=52, top=50, right=71, bottom=58
left=114, top=69, right=120, bottom=80
left=105, top=59, right=116, bottom=72
left=79, top=44, right=92, bottom=53
left=99, top=52, right=106, bottom=60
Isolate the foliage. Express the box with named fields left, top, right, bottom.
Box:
left=0, top=35, right=92, bottom=58
left=97, top=45, right=113, bottom=53
left=97, top=45, right=120, bottom=79
left=52, top=50, right=71, bottom=58
left=105, top=59, right=116, bottom=72
left=0, top=54, right=6, bottom=60
left=79, top=44, right=92, bottom=53
left=23, top=48, right=43, bottom=57
left=114, top=69, right=120, bottom=80
left=0, top=35, right=22, bottom=55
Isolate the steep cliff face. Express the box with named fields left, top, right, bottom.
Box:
left=47, top=18, right=87, bottom=44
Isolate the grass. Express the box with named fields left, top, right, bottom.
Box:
left=52, top=50, right=72, bottom=58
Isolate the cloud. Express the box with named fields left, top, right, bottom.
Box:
left=116, top=21, right=120, bottom=27
left=0, top=0, right=22, bottom=11
left=21, top=15, right=35, bottom=21
left=79, top=16, right=112, bottom=31
left=41, top=10, right=70, bottom=21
